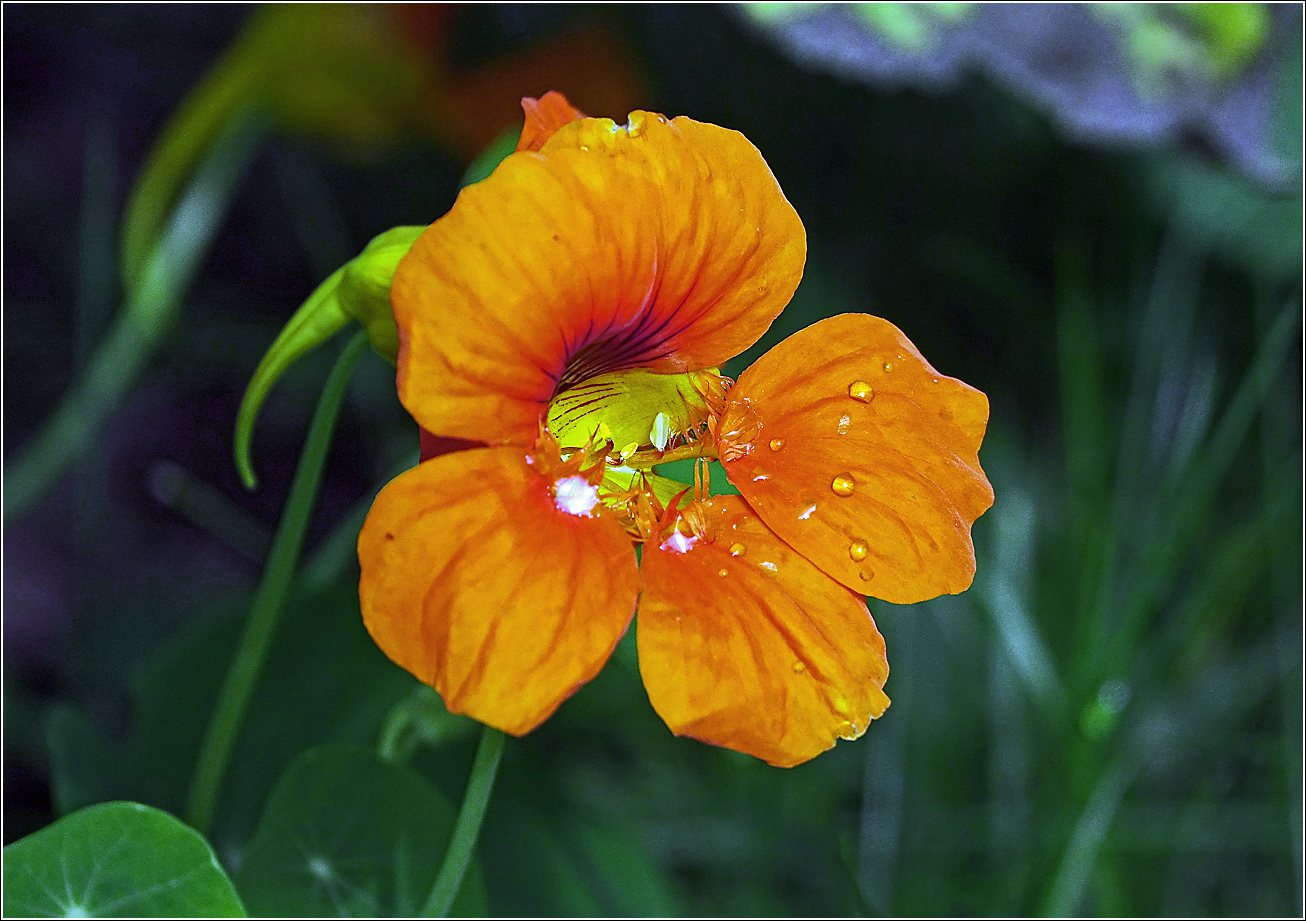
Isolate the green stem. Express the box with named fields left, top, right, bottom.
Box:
left=185, top=331, right=368, bottom=834
left=422, top=725, right=506, bottom=917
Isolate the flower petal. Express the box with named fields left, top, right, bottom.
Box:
left=718, top=313, right=994, bottom=604
left=637, top=496, right=890, bottom=767
left=516, top=91, right=587, bottom=152
left=392, top=110, right=805, bottom=445
left=358, top=445, right=639, bottom=735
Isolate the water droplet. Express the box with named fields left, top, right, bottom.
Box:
left=769, top=438, right=785, bottom=451
left=882, top=361, right=894, bottom=372
left=751, top=474, right=769, bottom=482
left=848, top=380, right=874, bottom=402
left=792, top=661, right=806, bottom=674
left=729, top=543, right=746, bottom=557
left=836, top=414, right=851, bottom=434
left=759, top=561, right=778, bottom=573
left=718, top=568, right=729, bottom=577
left=554, top=476, right=600, bottom=516
left=849, top=540, right=868, bottom=562
left=858, top=569, right=874, bottom=582
left=798, top=503, right=817, bottom=520
left=831, top=474, right=856, bottom=497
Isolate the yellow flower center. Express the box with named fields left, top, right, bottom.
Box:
left=543, top=366, right=730, bottom=540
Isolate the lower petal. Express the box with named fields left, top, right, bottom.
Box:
left=358, top=446, right=639, bottom=735
left=638, top=496, right=890, bottom=768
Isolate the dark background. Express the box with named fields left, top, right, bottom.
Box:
left=4, top=4, right=1302, bottom=915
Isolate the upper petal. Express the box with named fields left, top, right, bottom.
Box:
left=638, top=496, right=890, bottom=768
left=358, top=445, right=639, bottom=735
left=392, top=110, right=806, bottom=445
left=516, top=91, right=587, bottom=152
left=718, top=313, right=994, bottom=604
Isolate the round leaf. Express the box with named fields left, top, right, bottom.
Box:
left=2, top=801, right=245, bottom=918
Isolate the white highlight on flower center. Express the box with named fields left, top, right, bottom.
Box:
left=554, top=475, right=600, bottom=517
left=659, top=530, right=698, bottom=554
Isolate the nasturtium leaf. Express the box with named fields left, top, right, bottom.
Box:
left=2, top=801, right=246, bottom=918
left=45, top=582, right=415, bottom=866
left=234, top=744, right=485, bottom=917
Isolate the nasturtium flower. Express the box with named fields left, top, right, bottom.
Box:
left=358, top=93, right=994, bottom=767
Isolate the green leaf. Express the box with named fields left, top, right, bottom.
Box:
left=234, top=744, right=484, bottom=917
left=2, top=802, right=245, bottom=918
left=45, top=579, right=415, bottom=865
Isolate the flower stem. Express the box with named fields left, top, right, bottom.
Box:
left=421, top=725, right=506, bottom=917
left=185, top=330, right=368, bottom=834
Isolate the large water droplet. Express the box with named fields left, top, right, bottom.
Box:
left=554, top=476, right=600, bottom=516
left=848, top=540, right=868, bottom=562
left=769, top=438, right=785, bottom=451
left=831, top=474, right=856, bottom=497
left=729, top=543, right=746, bottom=557
left=882, top=361, right=894, bottom=372
left=848, top=380, right=873, bottom=402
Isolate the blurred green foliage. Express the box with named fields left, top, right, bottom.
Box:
left=4, top=4, right=1300, bottom=917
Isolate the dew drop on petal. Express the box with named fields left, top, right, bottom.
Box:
left=792, top=661, right=806, bottom=674
left=759, top=561, right=778, bottom=573
left=660, top=530, right=698, bottom=554
left=848, top=380, right=874, bottom=402
left=798, top=503, right=818, bottom=520
left=831, top=474, right=856, bottom=497
left=769, top=438, right=785, bottom=451
left=836, top=414, right=851, bottom=435
left=849, top=539, right=869, bottom=562
left=554, top=476, right=599, bottom=516
left=718, top=568, right=729, bottom=577
left=729, top=543, right=746, bottom=557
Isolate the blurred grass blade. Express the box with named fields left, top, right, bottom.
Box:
left=120, top=53, right=261, bottom=288
left=1109, top=300, right=1299, bottom=666
left=978, top=485, right=1067, bottom=718
left=4, top=110, right=264, bottom=524
left=146, top=459, right=272, bottom=562
left=1042, top=759, right=1135, bottom=915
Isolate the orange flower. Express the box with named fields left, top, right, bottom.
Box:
left=358, top=93, right=993, bottom=767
